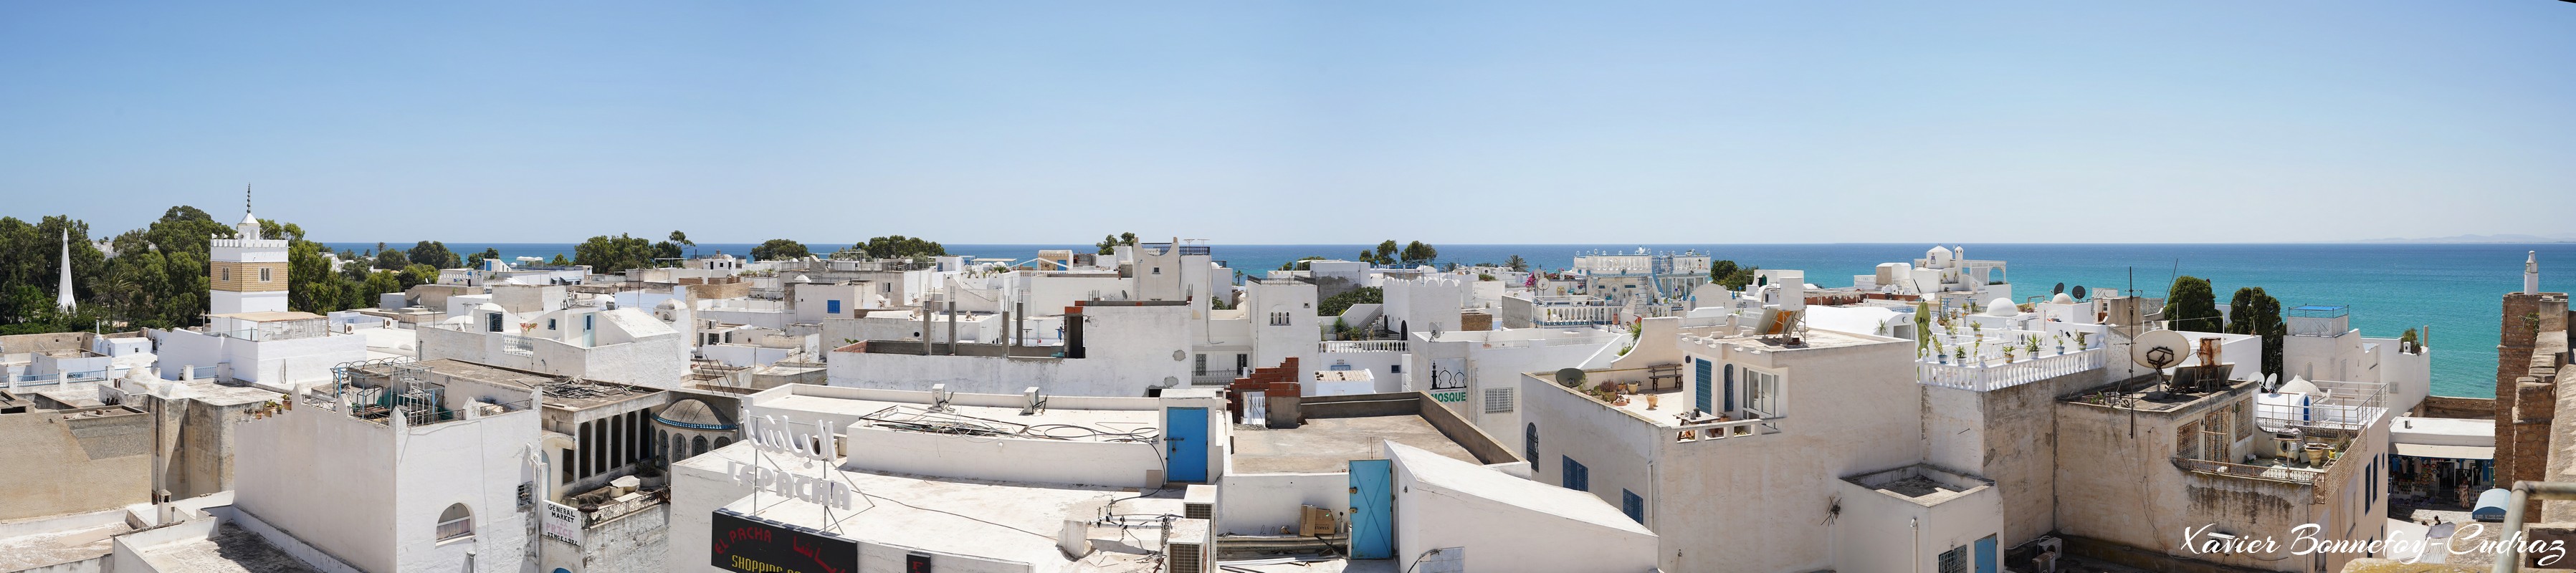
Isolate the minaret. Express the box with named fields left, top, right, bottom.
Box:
left=55, top=228, right=75, bottom=312
left=2528, top=251, right=2542, bottom=294
left=209, top=185, right=289, bottom=315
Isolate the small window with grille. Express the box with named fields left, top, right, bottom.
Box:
left=1483, top=387, right=1514, bottom=413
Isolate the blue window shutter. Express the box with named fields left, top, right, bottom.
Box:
left=1723, top=364, right=1736, bottom=412
left=827, top=299, right=841, bottom=314
left=1621, top=489, right=1644, bottom=523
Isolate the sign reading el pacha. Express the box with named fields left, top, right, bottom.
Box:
left=711, top=509, right=857, bottom=573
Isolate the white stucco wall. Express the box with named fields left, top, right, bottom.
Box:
left=840, top=425, right=1163, bottom=488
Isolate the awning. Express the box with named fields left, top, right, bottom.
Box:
left=2395, top=443, right=2494, bottom=460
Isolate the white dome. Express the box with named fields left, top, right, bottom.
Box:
left=790, top=274, right=812, bottom=284
left=2051, top=292, right=2075, bottom=304
left=1985, top=298, right=2018, bottom=316
left=1926, top=246, right=1947, bottom=259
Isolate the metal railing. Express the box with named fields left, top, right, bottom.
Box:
left=2253, top=379, right=2386, bottom=431
left=1479, top=334, right=1623, bottom=349
left=434, top=516, right=473, bottom=541
left=1917, top=347, right=2106, bottom=392
left=500, top=334, right=537, bottom=355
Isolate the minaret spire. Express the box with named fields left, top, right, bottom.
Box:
left=56, top=228, right=75, bottom=312
left=2528, top=251, right=2542, bottom=295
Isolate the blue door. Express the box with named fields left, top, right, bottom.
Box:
left=1975, top=534, right=1998, bottom=573
left=1165, top=408, right=1208, bottom=482
left=1348, top=458, right=1395, bottom=559
left=1722, top=364, right=1736, bottom=412
left=1694, top=359, right=1713, bottom=413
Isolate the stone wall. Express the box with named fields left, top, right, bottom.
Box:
left=0, top=406, right=151, bottom=521
left=2501, top=292, right=2569, bottom=518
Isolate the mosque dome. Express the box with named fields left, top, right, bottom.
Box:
left=1985, top=298, right=2018, bottom=317
left=654, top=399, right=736, bottom=430
left=2051, top=293, right=2076, bottom=304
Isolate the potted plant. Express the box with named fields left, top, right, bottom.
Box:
left=2024, top=336, right=2041, bottom=357
left=1953, top=346, right=1966, bottom=364
left=2002, top=348, right=2016, bottom=362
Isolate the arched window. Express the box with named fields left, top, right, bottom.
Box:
left=435, top=504, right=473, bottom=541
left=1524, top=423, right=1540, bottom=471
left=658, top=430, right=670, bottom=462
left=692, top=435, right=708, bottom=457
left=715, top=437, right=733, bottom=451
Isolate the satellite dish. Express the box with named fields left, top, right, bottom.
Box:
left=2070, top=286, right=2089, bottom=300
left=1555, top=368, right=1587, bottom=388
left=2132, top=329, right=2189, bottom=370
left=2053, top=282, right=2066, bottom=296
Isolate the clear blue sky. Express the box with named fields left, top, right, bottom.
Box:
left=4, top=2, right=2570, bottom=244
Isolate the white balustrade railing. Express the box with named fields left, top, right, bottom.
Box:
left=1320, top=340, right=1408, bottom=353
left=1672, top=417, right=1781, bottom=443
left=1916, top=347, right=2105, bottom=392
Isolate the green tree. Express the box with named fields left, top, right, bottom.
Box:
left=750, top=239, right=810, bottom=261
left=1278, top=256, right=1327, bottom=271
left=1504, top=254, right=1528, bottom=272
left=1399, top=241, right=1437, bottom=265
left=1318, top=286, right=1383, bottom=317
left=1373, top=241, right=1398, bottom=264
left=550, top=254, right=573, bottom=266
left=857, top=236, right=945, bottom=259
left=397, top=264, right=440, bottom=289
left=654, top=230, right=693, bottom=263
left=373, top=248, right=409, bottom=271
left=1356, top=250, right=1376, bottom=264
left=102, top=206, right=231, bottom=328
left=2225, top=286, right=2286, bottom=377
left=2399, top=328, right=2421, bottom=353
left=357, top=271, right=405, bottom=307
left=464, top=248, right=502, bottom=269
left=1717, top=265, right=1760, bottom=290
left=574, top=233, right=659, bottom=273
left=287, top=239, right=349, bottom=313
left=1096, top=233, right=1138, bottom=255
left=407, top=241, right=462, bottom=269
left=1709, top=260, right=1740, bottom=283
left=2167, top=276, right=2222, bottom=332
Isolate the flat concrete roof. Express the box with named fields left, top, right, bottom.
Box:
left=1231, top=415, right=1482, bottom=474
left=0, top=521, right=128, bottom=571
left=692, top=446, right=1198, bottom=573
left=135, top=523, right=318, bottom=573
left=761, top=393, right=1160, bottom=443
left=404, top=359, right=551, bottom=390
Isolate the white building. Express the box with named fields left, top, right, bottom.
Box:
left=152, top=204, right=367, bottom=390
left=417, top=284, right=687, bottom=389
left=229, top=360, right=544, bottom=573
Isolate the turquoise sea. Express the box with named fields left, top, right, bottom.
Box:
left=327, top=241, right=2576, bottom=399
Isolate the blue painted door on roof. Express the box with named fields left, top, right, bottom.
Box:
left=1348, top=458, right=1395, bottom=559
left=1165, top=408, right=1208, bottom=482
left=1694, top=359, right=1713, bottom=413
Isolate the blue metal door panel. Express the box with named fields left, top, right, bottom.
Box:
left=1975, top=535, right=1998, bottom=573
left=1348, top=458, right=1395, bottom=559
left=1165, top=408, right=1208, bottom=482
left=1694, top=359, right=1713, bottom=413
left=1722, top=364, right=1736, bottom=412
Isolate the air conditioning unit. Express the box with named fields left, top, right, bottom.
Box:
left=1182, top=484, right=1216, bottom=521
left=1165, top=518, right=1213, bottom=573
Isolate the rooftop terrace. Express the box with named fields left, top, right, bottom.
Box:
left=1232, top=392, right=1515, bottom=473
